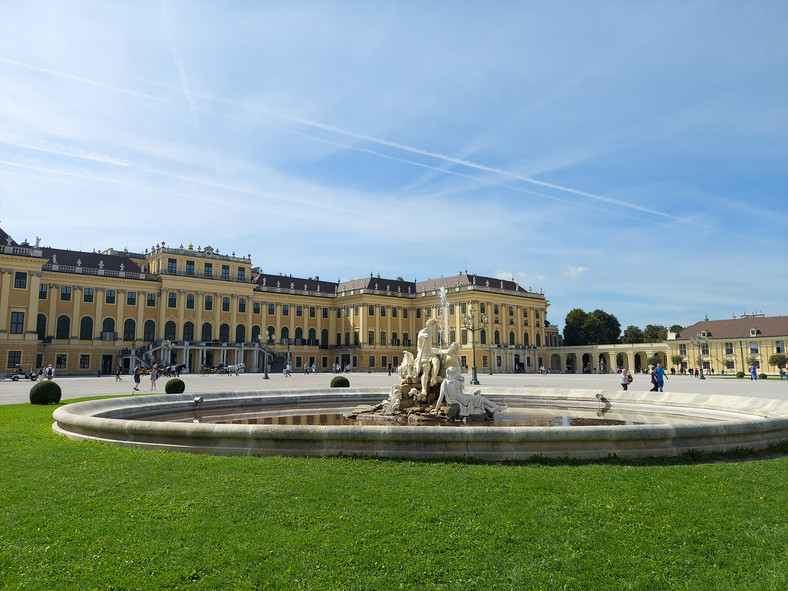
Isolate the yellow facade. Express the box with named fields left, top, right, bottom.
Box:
left=0, top=231, right=556, bottom=376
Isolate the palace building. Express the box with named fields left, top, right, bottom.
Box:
left=0, top=228, right=558, bottom=376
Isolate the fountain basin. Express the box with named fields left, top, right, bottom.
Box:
left=52, top=388, right=788, bottom=460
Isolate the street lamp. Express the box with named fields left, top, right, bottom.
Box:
left=463, top=306, right=487, bottom=386
left=258, top=330, right=272, bottom=379
left=690, top=331, right=708, bottom=380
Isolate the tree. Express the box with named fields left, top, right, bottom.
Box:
left=562, top=309, right=587, bottom=346
left=671, top=354, right=684, bottom=369
left=590, top=309, right=621, bottom=344
left=669, top=324, right=684, bottom=334
left=643, top=324, right=667, bottom=343
left=768, top=353, right=787, bottom=369
left=621, top=325, right=644, bottom=344
left=647, top=355, right=661, bottom=368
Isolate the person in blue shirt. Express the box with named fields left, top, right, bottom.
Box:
left=655, top=362, right=668, bottom=392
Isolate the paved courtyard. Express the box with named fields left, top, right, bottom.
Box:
left=2, top=370, right=786, bottom=405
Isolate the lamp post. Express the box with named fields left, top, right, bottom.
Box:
left=690, top=332, right=708, bottom=380
left=463, top=306, right=487, bottom=386
left=258, top=330, right=272, bottom=379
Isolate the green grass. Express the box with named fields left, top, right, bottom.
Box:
left=1, top=400, right=786, bottom=590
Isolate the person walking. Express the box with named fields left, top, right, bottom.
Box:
left=115, top=364, right=123, bottom=382
left=655, top=362, right=668, bottom=392
left=285, top=362, right=292, bottom=377
left=620, top=368, right=633, bottom=391
left=649, top=366, right=659, bottom=392
left=45, top=364, right=55, bottom=380
left=133, top=364, right=141, bottom=392
left=749, top=363, right=758, bottom=381
left=150, top=364, right=159, bottom=391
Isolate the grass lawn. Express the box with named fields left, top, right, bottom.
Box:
left=1, top=399, right=786, bottom=590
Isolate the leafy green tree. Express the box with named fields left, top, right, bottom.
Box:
left=583, top=314, right=607, bottom=344
left=669, top=324, right=684, bottom=334
left=563, top=309, right=587, bottom=346
left=646, top=355, right=661, bottom=368
left=768, top=353, right=787, bottom=369
left=643, top=324, right=667, bottom=343
left=621, top=325, right=644, bottom=344
left=590, top=309, right=621, bottom=344
left=671, top=354, right=684, bottom=368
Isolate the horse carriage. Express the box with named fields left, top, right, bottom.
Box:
left=199, top=363, right=245, bottom=376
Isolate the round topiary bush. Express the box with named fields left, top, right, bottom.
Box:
left=736, top=371, right=746, bottom=378
left=29, top=380, right=62, bottom=405
left=758, top=373, right=768, bottom=380
left=330, top=375, right=350, bottom=388
left=165, top=378, right=186, bottom=394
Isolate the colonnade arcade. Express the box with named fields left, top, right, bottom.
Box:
left=545, top=343, right=670, bottom=374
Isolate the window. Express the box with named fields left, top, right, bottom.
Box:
left=205, top=295, right=213, bottom=311
left=79, top=355, right=90, bottom=369
left=679, top=344, right=687, bottom=355
left=426, top=307, right=431, bottom=318
left=403, top=309, right=408, bottom=319
left=369, top=356, right=376, bottom=368
left=221, top=265, right=230, bottom=279
left=535, top=310, right=540, bottom=319
left=7, top=351, right=21, bottom=368
left=56, top=316, right=70, bottom=339
left=127, top=291, right=136, bottom=306
left=368, top=331, right=375, bottom=345
left=380, top=332, right=386, bottom=346
left=237, top=268, right=245, bottom=281
left=36, top=314, right=46, bottom=340
left=80, top=317, right=93, bottom=340
left=168, top=292, right=177, bottom=308
left=83, top=288, right=94, bottom=303
left=509, top=306, right=514, bottom=316
left=449, top=304, right=455, bottom=315
left=480, top=329, right=487, bottom=345
left=494, top=304, right=499, bottom=315
left=354, top=305, right=359, bottom=316
left=381, top=306, right=386, bottom=317
left=183, top=322, right=194, bottom=342
left=701, top=343, right=709, bottom=355
left=415, top=309, right=421, bottom=319
left=219, top=324, right=230, bottom=342
left=167, top=258, right=177, bottom=273
left=239, top=298, right=246, bottom=313
left=254, top=302, right=261, bottom=314
left=39, top=284, right=48, bottom=300
left=268, top=303, right=275, bottom=315
left=186, top=260, right=195, bottom=275
left=222, top=297, right=230, bottom=312
left=186, top=294, right=195, bottom=309
left=480, top=303, right=486, bottom=314
left=56, top=353, right=67, bottom=369
left=296, top=305, right=303, bottom=317
left=106, top=290, right=116, bottom=304
left=725, top=342, right=734, bottom=355
left=461, top=329, right=467, bottom=345
left=354, top=331, right=359, bottom=345
left=60, top=286, right=71, bottom=301
left=449, top=329, right=456, bottom=343
left=750, top=341, right=759, bottom=355
left=10, top=311, right=24, bottom=334
left=143, top=320, right=155, bottom=341
left=403, top=332, right=409, bottom=346
left=236, top=325, right=245, bottom=343
left=392, top=332, right=399, bottom=346
left=310, top=306, right=316, bottom=318
left=392, top=307, right=397, bottom=318
left=776, top=340, right=786, bottom=354
left=482, top=354, right=488, bottom=368
left=321, top=307, right=327, bottom=319
left=146, top=293, right=156, bottom=307
left=497, top=355, right=502, bottom=368
left=123, top=319, right=136, bottom=341
left=282, top=305, right=289, bottom=316
left=14, top=272, right=27, bottom=289
left=204, top=263, right=213, bottom=277
left=509, top=332, right=515, bottom=346
left=369, top=305, right=374, bottom=316
left=494, top=331, right=500, bottom=345
left=345, top=306, right=350, bottom=317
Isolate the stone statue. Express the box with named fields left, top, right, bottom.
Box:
left=435, top=366, right=508, bottom=417
left=413, top=318, right=440, bottom=399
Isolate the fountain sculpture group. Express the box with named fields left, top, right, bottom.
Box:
left=347, top=317, right=508, bottom=423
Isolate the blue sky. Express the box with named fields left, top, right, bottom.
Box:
left=1, top=1, right=786, bottom=333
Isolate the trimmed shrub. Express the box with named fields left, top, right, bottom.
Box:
left=29, top=380, right=62, bottom=405
left=736, top=371, right=746, bottom=378
left=758, top=373, right=768, bottom=380
left=165, top=378, right=186, bottom=394
left=330, top=375, right=350, bottom=388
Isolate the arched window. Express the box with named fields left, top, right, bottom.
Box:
left=251, top=325, right=261, bottom=342
left=201, top=322, right=212, bottom=342
left=143, top=320, right=155, bottom=342
left=164, top=321, right=176, bottom=340
left=183, top=322, right=194, bottom=342
left=308, top=328, right=316, bottom=345
left=494, top=330, right=500, bottom=345
left=102, top=318, right=115, bottom=335
left=219, top=323, right=230, bottom=342
left=281, top=326, right=289, bottom=344
left=235, top=324, right=246, bottom=343
left=123, top=319, right=136, bottom=341
left=56, top=316, right=71, bottom=340
left=536, top=334, right=541, bottom=347
left=509, top=331, right=515, bottom=346
left=295, top=327, right=304, bottom=344
left=524, top=332, right=529, bottom=346
left=321, top=329, right=329, bottom=348
left=79, top=317, right=93, bottom=341
left=36, top=314, right=46, bottom=340
left=480, top=329, right=487, bottom=345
